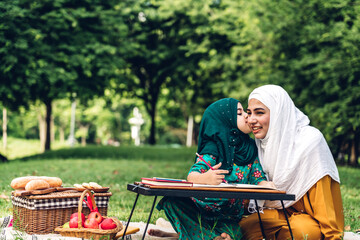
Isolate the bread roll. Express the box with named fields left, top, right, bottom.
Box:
left=11, top=176, right=38, bottom=190
left=89, top=182, right=102, bottom=189
left=74, top=184, right=85, bottom=191
left=25, top=179, right=50, bottom=191
left=39, top=176, right=62, bottom=187
left=82, top=182, right=92, bottom=189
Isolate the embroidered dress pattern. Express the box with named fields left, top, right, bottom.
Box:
left=157, top=154, right=266, bottom=240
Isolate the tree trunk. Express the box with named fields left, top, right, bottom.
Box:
left=81, top=136, right=86, bottom=146
left=69, top=100, right=76, bottom=147
left=2, top=108, right=7, bottom=153
left=337, top=145, right=345, bottom=165
left=1, top=108, right=8, bottom=162
left=349, top=136, right=358, bottom=166
left=51, top=116, right=55, bottom=142
left=59, top=127, right=65, bottom=143
left=334, top=136, right=345, bottom=165
left=44, top=100, right=52, bottom=151
left=149, top=105, right=156, bottom=145
left=186, top=115, right=194, bottom=147
left=38, top=112, right=46, bottom=152
left=80, top=125, right=89, bottom=146
left=349, top=131, right=359, bottom=166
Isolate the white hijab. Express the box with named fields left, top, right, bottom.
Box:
left=249, top=85, right=340, bottom=208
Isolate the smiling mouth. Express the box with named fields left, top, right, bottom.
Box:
left=252, top=126, right=262, bottom=133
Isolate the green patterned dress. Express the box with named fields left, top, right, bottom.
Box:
left=157, top=154, right=267, bottom=240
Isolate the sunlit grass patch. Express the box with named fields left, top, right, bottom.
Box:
left=0, top=146, right=359, bottom=233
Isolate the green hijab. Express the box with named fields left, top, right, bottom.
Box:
left=196, top=98, right=258, bottom=172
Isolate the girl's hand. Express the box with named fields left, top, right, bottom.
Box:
left=188, top=163, right=229, bottom=185
left=203, top=162, right=229, bottom=185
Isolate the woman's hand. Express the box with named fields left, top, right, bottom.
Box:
left=258, top=180, right=276, bottom=189
left=187, top=163, right=229, bottom=185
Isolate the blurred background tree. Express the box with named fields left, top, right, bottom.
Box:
left=239, top=0, right=360, bottom=166
left=0, top=0, right=359, bottom=165
left=1, top=0, right=128, bottom=150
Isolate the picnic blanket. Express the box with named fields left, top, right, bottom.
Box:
left=0, top=216, right=176, bottom=240
left=1, top=216, right=359, bottom=239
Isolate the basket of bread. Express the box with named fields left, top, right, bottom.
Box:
left=11, top=175, right=63, bottom=193
left=10, top=176, right=112, bottom=234
left=55, top=189, right=122, bottom=240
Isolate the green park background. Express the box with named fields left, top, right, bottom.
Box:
left=0, top=0, right=359, bottom=235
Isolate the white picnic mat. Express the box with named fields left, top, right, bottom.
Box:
left=1, top=216, right=359, bottom=239
left=0, top=216, right=176, bottom=240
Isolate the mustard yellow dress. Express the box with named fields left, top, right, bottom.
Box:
left=240, top=175, right=344, bottom=240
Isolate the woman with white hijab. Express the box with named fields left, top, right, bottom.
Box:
left=240, top=85, right=344, bottom=240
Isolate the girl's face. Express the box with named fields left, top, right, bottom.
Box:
left=246, top=99, right=270, bottom=139
left=237, top=103, right=251, bottom=134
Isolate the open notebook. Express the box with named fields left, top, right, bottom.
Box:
left=140, top=177, right=276, bottom=190
left=192, top=183, right=277, bottom=190
left=141, top=177, right=193, bottom=187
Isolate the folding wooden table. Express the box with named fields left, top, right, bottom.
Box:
left=123, top=183, right=295, bottom=240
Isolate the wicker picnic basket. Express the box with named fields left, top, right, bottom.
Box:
left=55, top=189, right=122, bottom=240
left=12, top=190, right=111, bottom=234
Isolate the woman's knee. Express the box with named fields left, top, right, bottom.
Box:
left=240, top=209, right=282, bottom=240
left=278, top=213, right=322, bottom=240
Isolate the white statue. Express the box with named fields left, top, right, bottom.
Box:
left=129, top=107, right=144, bottom=146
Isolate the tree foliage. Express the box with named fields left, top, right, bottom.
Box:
left=243, top=0, right=360, bottom=165
left=1, top=0, right=359, bottom=165
left=1, top=0, right=128, bottom=150
left=115, top=0, right=252, bottom=144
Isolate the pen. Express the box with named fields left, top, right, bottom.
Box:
left=196, top=152, right=228, bottom=183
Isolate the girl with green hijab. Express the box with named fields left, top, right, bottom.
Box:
left=149, top=98, right=270, bottom=240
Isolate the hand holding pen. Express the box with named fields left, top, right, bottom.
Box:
left=196, top=153, right=228, bottom=184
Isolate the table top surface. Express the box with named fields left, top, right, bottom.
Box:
left=127, top=184, right=295, bottom=201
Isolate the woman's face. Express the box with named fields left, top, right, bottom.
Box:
left=246, top=99, right=270, bottom=139
left=237, top=103, right=252, bottom=134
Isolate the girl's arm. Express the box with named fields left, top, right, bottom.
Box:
left=187, top=154, right=229, bottom=185
left=187, top=162, right=229, bottom=185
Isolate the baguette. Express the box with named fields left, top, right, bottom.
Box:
left=11, top=176, right=38, bottom=190
left=25, top=179, right=50, bottom=191
left=11, top=176, right=62, bottom=190
left=39, top=176, right=62, bottom=188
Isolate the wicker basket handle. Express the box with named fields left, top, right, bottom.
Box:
left=77, top=189, right=98, bottom=228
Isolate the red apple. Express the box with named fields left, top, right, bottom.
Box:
left=70, top=212, right=85, bottom=222
left=99, top=218, right=117, bottom=230
left=69, top=212, right=85, bottom=228
left=84, top=218, right=99, bottom=229
left=87, top=211, right=103, bottom=224
left=69, top=217, right=83, bottom=228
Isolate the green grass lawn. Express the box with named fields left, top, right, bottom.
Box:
left=0, top=144, right=359, bottom=234
left=0, top=145, right=197, bottom=224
